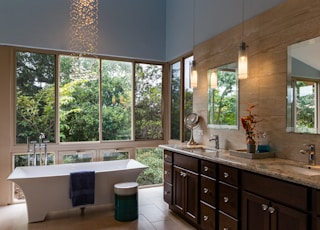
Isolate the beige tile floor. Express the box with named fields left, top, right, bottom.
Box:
left=0, top=186, right=196, bottom=230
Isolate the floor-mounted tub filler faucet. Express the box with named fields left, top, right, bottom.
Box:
left=209, top=135, right=219, bottom=149
left=300, top=144, right=316, bottom=166
left=27, top=133, right=49, bottom=166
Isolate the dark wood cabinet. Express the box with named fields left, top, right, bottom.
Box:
left=172, top=154, right=199, bottom=225
left=163, top=149, right=314, bottom=230
left=242, top=171, right=309, bottom=230
left=200, top=160, right=217, bottom=230
left=163, top=150, right=173, bottom=204
left=218, top=164, right=240, bottom=230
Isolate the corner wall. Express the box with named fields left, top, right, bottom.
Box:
left=0, top=46, right=13, bottom=205
left=193, top=0, right=320, bottom=162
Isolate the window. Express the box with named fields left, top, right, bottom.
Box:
left=15, top=50, right=164, bottom=143
left=59, top=55, right=100, bottom=142
left=101, top=60, right=132, bottom=140
left=184, top=56, right=194, bottom=141
left=169, top=55, right=194, bottom=141
left=136, top=147, right=163, bottom=186
left=135, top=63, right=163, bottom=140
left=16, top=51, right=56, bottom=143
left=170, top=61, right=181, bottom=140
left=100, top=149, right=129, bottom=161
left=60, top=150, right=96, bottom=163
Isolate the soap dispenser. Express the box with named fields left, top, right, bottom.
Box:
left=257, top=132, right=270, bottom=153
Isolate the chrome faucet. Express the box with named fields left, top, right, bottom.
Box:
left=300, top=144, right=316, bottom=165
left=209, top=135, right=219, bottom=149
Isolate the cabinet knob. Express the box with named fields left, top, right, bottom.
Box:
left=203, top=188, right=209, bottom=194
left=204, top=166, right=209, bottom=172
left=164, top=191, right=170, bottom=195
left=164, top=170, right=168, bottom=175
left=180, top=171, right=186, bottom=177
left=164, top=154, right=168, bottom=158
left=223, top=228, right=229, bottom=230
left=203, top=215, right=208, bottom=221
left=261, top=204, right=268, bottom=211
left=223, top=172, right=229, bottom=178
left=268, top=206, right=275, bottom=214
left=223, top=196, right=229, bottom=203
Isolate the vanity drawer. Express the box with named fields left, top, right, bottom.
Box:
left=201, top=160, right=216, bottom=178
left=201, top=175, right=216, bottom=206
left=242, top=171, right=308, bottom=211
left=219, top=182, right=239, bottom=218
left=200, top=201, right=216, bottom=230
left=219, top=211, right=238, bottom=230
left=174, top=153, right=199, bottom=172
left=164, top=150, right=173, bottom=163
left=164, top=161, right=172, bottom=184
left=219, top=164, right=239, bottom=187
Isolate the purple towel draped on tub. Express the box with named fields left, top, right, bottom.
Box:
left=69, top=171, right=95, bottom=207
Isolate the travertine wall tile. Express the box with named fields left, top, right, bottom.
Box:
left=193, top=0, right=320, bottom=163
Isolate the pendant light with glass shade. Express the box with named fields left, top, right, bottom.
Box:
left=190, top=0, right=198, bottom=88
left=238, top=0, right=248, bottom=79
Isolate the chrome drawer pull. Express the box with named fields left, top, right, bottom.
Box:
left=261, top=204, right=268, bottom=211
left=203, top=188, right=209, bottom=194
left=223, top=196, right=229, bottom=203
left=180, top=172, right=186, bottom=177
left=223, top=172, right=229, bottom=178
left=204, top=166, right=209, bottom=172
left=268, top=206, right=275, bottom=214
left=203, top=215, right=208, bottom=221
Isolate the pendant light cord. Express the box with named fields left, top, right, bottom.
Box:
left=241, top=0, right=245, bottom=42
left=193, top=0, right=195, bottom=48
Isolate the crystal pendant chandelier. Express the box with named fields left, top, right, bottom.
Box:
left=70, top=0, right=99, bottom=55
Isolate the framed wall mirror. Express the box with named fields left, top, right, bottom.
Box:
left=287, top=36, right=320, bottom=134
left=208, top=62, right=238, bottom=129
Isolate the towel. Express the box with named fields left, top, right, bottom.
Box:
left=69, top=171, right=95, bottom=207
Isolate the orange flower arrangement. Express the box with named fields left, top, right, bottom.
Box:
left=241, top=103, right=260, bottom=145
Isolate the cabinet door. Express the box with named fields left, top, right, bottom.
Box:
left=270, top=202, right=308, bottom=230
left=185, top=169, right=199, bottom=224
left=173, top=166, right=185, bottom=216
left=242, top=192, right=269, bottom=230
left=164, top=161, right=172, bottom=184
left=164, top=182, right=172, bottom=204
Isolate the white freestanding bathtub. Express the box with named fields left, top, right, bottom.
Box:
left=7, top=159, right=148, bottom=223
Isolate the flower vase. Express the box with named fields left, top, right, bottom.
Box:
left=247, top=144, right=256, bottom=153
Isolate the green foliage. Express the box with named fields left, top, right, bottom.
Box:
left=209, top=69, right=237, bottom=126
left=135, top=64, right=163, bottom=140
left=136, top=148, right=163, bottom=185
left=170, top=66, right=181, bottom=140
left=16, top=52, right=56, bottom=143
left=295, top=81, right=315, bottom=129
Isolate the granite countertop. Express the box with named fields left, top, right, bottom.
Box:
left=159, top=144, right=320, bottom=190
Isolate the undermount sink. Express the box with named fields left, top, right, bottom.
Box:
left=182, top=147, right=217, bottom=154
left=257, top=163, right=320, bottom=176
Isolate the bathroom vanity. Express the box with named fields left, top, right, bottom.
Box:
left=160, top=144, right=320, bottom=230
